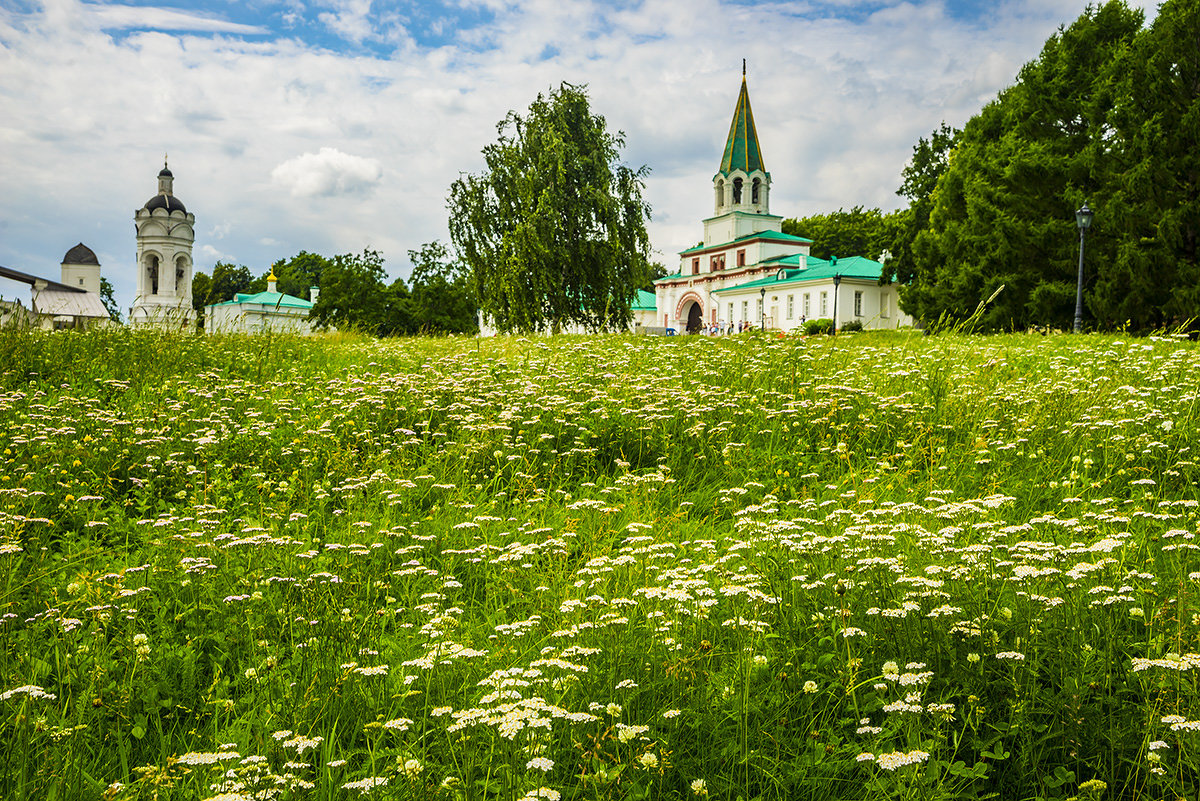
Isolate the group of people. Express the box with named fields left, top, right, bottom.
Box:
left=699, top=316, right=806, bottom=335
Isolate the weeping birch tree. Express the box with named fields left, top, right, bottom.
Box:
left=448, top=83, right=652, bottom=334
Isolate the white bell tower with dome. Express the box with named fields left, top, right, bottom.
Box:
left=131, top=158, right=196, bottom=328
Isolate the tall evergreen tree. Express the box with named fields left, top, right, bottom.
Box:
left=905, top=1, right=1143, bottom=329
left=1095, top=0, right=1200, bottom=329
left=887, top=123, right=958, bottom=289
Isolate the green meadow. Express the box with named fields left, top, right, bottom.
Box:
left=2, top=327, right=1199, bottom=801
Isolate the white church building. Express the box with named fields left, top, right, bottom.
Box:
left=130, top=162, right=197, bottom=329
left=653, top=70, right=912, bottom=333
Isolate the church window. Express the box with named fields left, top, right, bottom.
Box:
left=733, top=178, right=743, bottom=203
left=854, top=291, right=863, bottom=317
left=880, top=292, right=890, bottom=317
left=710, top=254, right=725, bottom=271
left=803, top=294, right=810, bottom=318
left=756, top=297, right=763, bottom=325
left=786, top=295, right=794, bottom=320
left=820, top=292, right=827, bottom=317
left=752, top=178, right=761, bottom=204
left=79, top=278, right=84, bottom=286
left=692, top=258, right=699, bottom=275
left=741, top=300, right=748, bottom=321
left=728, top=302, right=734, bottom=323
left=737, top=249, right=746, bottom=267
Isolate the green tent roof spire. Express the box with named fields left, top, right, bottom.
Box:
left=718, top=66, right=765, bottom=176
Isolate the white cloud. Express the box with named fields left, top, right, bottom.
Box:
left=84, top=2, right=267, bottom=34
left=0, top=0, right=1161, bottom=312
left=271, top=148, right=383, bottom=198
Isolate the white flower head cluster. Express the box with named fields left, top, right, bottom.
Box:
left=518, top=789, right=560, bottom=801
left=0, top=685, right=57, bottom=702
left=342, top=776, right=388, bottom=794
left=281, top=734, right=324, bottom=754
left=1131, top=653, right=1200, bottom=672
left=176, top=751, right=240, bottom=765
left=874, top=749, right=931, bottom=771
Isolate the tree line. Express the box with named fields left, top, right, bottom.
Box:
left=190, top=243, right=478, bottom=335
left=194, top=0, right=1196, bottom=337
left=797, top=0, right=1197, bottom=332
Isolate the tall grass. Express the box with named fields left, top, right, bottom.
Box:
left=1, top=326, right=1198, bottom=800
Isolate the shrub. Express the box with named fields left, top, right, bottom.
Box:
left=803, top=318, right=834, bottom=335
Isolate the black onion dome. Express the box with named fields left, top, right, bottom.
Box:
left=62, top=243, right=99, bottom=265
left=159, top=167, right=173, bottom=177
left=144, top=194, right=187, bottom=213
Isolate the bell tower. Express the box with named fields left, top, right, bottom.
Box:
left=703, top=65, right=781, bottom=247
left=131, top=157, right=196, bottom=328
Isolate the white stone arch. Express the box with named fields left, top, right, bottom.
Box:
left=674, top=291, right=704, bottom=319
left=174, top=253, right=190, bottom=295
left=142, top=250, right=163, bottom=295
left=714, top=178, right=726, bottom=213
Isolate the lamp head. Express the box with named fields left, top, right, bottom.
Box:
left=1076, top=203, right=1093, bottom=231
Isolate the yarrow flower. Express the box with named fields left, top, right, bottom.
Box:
left=342, top=776, right=388, bottom=794
left=874, top=750, right=930, bottom=771
left=518, top=789, right=560, bottom=801
left=0, top=685, right=57, bottom=702
left=526, top=757, right=554, bottom=772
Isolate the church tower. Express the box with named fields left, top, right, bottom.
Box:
left=131, top=159, right=196, bottom=328
left=703, top=65, right=781, bottom=247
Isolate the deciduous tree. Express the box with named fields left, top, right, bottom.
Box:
left=407, top=241, right=477, bottom=334
left=448, top=83, right=652, bottom=333
left=782, top=206, right=897, bottom=262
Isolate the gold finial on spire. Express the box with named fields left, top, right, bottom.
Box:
left=742, top=58, right=746, bottom=77
left=164, top=153, right=168, bottom=170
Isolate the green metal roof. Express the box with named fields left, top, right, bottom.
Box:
left=209, top=290, right=314, bottom=310
left=711, top=256, right=886, bottom=294
left=630, top=289, right=657, bottom=311
left=718, top=73, right=766, bottom=176
left=679, top=229, right=811, bottom=256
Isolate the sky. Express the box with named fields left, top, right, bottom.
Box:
left=0, top=0, right=1161, bottom=315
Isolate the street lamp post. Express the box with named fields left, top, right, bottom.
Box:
left=1074, top=203, right=1093, bottom=333
left=832, top=273, right=842, bottom=334
left=759, top=287, right=766, bottom=330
